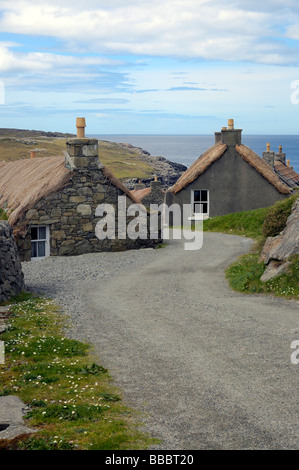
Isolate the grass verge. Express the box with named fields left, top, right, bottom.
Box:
left=0, top=293, right=158, bottom=450
left=225, top=254, right=299, bottom=300
left=202, top=206, right=270, bottom=241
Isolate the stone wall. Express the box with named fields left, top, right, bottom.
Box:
left=141, top=180, right=165, bottom=206
left=0, top=221, right=24, bottom=302
left=15, top=138, right=161, bottom=261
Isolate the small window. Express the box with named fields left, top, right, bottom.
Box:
left=31, top=226, right=50, bottom=260
left=192, top=190, right=209, bottom=216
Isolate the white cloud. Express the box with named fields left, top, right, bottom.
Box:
left=0, top=42, right=123, bottom=77
left=0, top=0, right=298, bottom=64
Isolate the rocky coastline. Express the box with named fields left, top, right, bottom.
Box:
left=116, top=142, right=187, bottom=189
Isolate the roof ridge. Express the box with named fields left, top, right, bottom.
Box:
left=235, top=144, right=291, bottom=195
left=169, top=142, right=227, bottom=194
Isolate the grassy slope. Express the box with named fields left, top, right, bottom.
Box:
left=203, top=206, right=269, bottom=241
left=98, top=140, right=155, bottom=180
left=0, top=131, right=154, bottom=181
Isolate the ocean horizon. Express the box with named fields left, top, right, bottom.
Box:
left=90, top=134, right=299, bottom=174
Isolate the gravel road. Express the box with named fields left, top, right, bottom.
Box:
left=22, top=232, right=299, bottom=450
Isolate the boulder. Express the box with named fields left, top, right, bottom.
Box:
left=261, top=199, right=299, bottom=281
left=259, top=235, right=283, bottom=263
left=261, top=260, right=291, bottom=282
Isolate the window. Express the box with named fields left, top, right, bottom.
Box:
left=192, top=190, right=209, bottom=216
left=31, top=226, right=50, bottom=260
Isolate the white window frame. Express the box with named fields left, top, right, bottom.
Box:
left=31, top=225, right=50, bottom=260
left=190, top=189, right=209, bottom=220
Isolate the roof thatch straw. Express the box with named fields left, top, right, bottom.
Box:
left=0, top=156, right=72, bottom=227
left=235, top=145, right=291, bottom=195
left=130, top=187, right=151, bottom=202
left=169, top=143, right=227, bottom=194
left=0, top=156, right=139, bottom=228
left=168, top=141, right=292, bottom=195
left=274, top=161, right=299, bottom=188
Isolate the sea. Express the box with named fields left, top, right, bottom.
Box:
left=90, top=134, right=299, bottom=174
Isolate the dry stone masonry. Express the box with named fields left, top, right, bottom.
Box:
left=14, top=119, right=161, bottom=261
left=0, top=221, right=24, bottom=302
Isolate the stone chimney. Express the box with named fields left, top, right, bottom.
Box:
left=220, top=119, right=242, bottom=146
left=262, top=142, right=275, bottom=166
left=214, top=131, right=221, bottom=144
left=135, top=179, right=146, bottom=190
left=65, top=118, right=100, bottom=170
left=150, top=175, right=162, bottom=192
left=150, top=176, right=164, bottom=205
left=274, top=145, right=286, bottom=164
left=263, top=143, right=286, bottom=166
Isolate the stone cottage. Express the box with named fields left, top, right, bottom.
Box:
left=166, top=119, right=292, bottom=222
left=0, top=118, right=159, bottom=261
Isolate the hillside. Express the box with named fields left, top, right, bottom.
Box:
left=0, top=128, right=186, bottom=187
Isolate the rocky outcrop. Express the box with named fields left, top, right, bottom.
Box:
left=119, top=143, right=187, bottom=189
left=261, top=198, right=299, bottom=281
left=0, top=221, right=24, bottom=302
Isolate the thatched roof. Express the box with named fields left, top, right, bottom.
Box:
left=130, top=187, right=151, bottom=202
left=169, top=143, right=227, bottom=194
left=235, top=145, right=291, bottom=194
left=0, top=156, right=139, bottom=228
left=0, top=156, right=72, bottom=227
left=274, top=161, right=299, bottom=188
left=168, top=142, right=291, bottom=195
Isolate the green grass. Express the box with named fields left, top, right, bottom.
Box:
left=0, top=294, right=158, bottom=450
left=262, top=193, right=299, bottom=238
left=226, top=254, right=299, bottom=300
left=99, top=140, right=155, bottom=180
left=201, top=194, right=299, bottom=301
left=0, top=207, right=8, bottom=220
left=202, top=206, right=270, bottom=240
left=202, top=194, right=299, bottom=253
left=0, top=131, right=155, bottom=181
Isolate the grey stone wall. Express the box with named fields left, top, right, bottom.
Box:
left=142, top=181, right=165, bottom=207
left=15, top=138, right=161, bottom=261
left=0, top=221, right=24, bottom=302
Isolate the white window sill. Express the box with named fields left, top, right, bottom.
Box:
left=188, top=215, right=209, bottom=221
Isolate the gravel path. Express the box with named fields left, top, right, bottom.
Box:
left=22, top=233, right=299, bottom=450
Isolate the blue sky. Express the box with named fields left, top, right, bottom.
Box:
left=1, top=0, right=299, bottom=134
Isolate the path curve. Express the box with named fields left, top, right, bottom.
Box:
left=23, top=233, right=299, bottom=449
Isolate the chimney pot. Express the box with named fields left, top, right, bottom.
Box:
left=266, top=143, right=270, bottom=152
left=279, top=145, right=282, bottom=154
left=227, top=119, right=234, bottom=130
left=30, top=151, right=36, bottom=159
left=287, top=159, right=290, bottom=167
left=76, top=117, right=86, bottom=138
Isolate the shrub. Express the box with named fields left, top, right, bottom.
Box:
left=262, top=195, right=298, bottom=238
